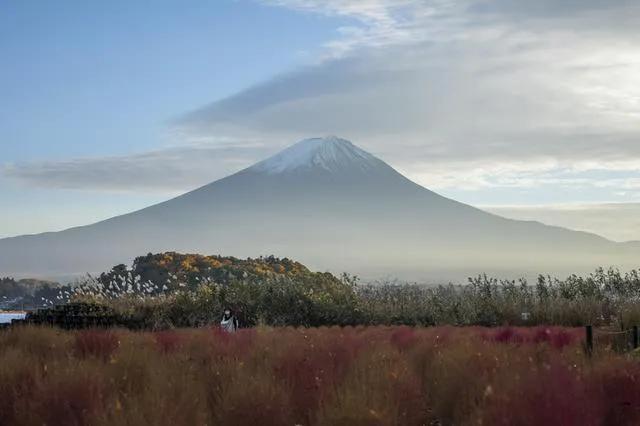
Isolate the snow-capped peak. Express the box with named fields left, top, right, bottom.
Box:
left=249, top=136, right=381, bottom=174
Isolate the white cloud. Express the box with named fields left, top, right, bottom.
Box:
left=170, top=0, right=640, bottom=202
left=5, top=0, right=640, bottom=206
left=2, top=141, right=273, bottom=194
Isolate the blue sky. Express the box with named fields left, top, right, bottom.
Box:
left=2, top=0, right=640, bottom=241
left=1, top=0, right=349, bottom=235
left=1, top=0, right=343, bottom=161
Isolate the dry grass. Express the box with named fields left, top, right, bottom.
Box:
left=0, top=325, right=638, bottom=425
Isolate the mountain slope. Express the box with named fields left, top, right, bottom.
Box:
left=1, top=136, right=638, bottom=280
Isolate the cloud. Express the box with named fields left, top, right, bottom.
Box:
left=175, top=0, right=640, bottom=201
left=485, top=203, right=640, bottom=242
left=2, top=141, right=273, bottom=194
left=6, top=0, right=640, bottom=204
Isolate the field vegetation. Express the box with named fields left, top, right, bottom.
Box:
left=1, top=325, right=639, bottom=426
left=5, top=253, right=640, bottom=425
left=62, top=265, right=640, bottom=329
left=5, top=253, right=640, bottom=329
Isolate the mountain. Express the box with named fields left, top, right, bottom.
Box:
left=1, top=136, right=638, bottom=280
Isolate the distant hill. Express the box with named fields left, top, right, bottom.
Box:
left=99, top=252, right=324, bottom=291
left=1, top=136, right=638, bottom=280
left=0, top=277, right=59, bottom=298
left=0, top=277, right=60, bottom=310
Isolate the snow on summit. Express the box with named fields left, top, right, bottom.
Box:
left=250, top=136, right=381, bottom=174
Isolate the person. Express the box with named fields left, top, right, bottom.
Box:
left=220, top=308, right=239, bottom=333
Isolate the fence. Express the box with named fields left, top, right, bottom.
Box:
left=585, top=324, right=640, bottom=356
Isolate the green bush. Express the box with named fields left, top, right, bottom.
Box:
left=17, top=254, right=640, bottom=329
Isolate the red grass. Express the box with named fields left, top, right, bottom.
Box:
left=0, top=365, right=37, bottom=424
left=0, top=325, right=635, bottom=425
left=493, top=326, right=525, bottom=344
left=34, top=374, right=105, bottom=426
left=482, top=361, right=603, bottom=426
left=270, top=328, right=363, bottom=423
left=390, top=326, right=418, bottom=351
left=154, top=330, right=185, bottom=353
left=592, top=361, right=640, bottom=425
left=216, top=376, right=293, bottom=426
left=532, top=327, right=576, bottom=349
left=73, top=329, right=120, bottom=360
left=489, top=326, right=580, bottom=349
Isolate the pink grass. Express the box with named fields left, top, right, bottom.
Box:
left=0, top=325, right=632, bottom=426
left=73, top=329, right=120, bottom=360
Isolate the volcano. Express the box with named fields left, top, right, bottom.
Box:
left=1, top=136, right=638, bottom=280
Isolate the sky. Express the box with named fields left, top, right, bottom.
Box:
left=1, top=0, right=640, bottom=241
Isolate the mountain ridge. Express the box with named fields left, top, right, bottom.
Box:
left=1, top=136, right=638, bottom=280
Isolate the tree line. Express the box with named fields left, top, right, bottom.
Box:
left=4, top=252, right=640, bottom=328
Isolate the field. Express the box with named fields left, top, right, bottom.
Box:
left=2, top=325, right=640, bottom=426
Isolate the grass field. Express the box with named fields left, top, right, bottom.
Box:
left=1, top=325, right=639, bottom=426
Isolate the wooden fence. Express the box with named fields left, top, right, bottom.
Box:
left=585, top=324, right=640, bottom=356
